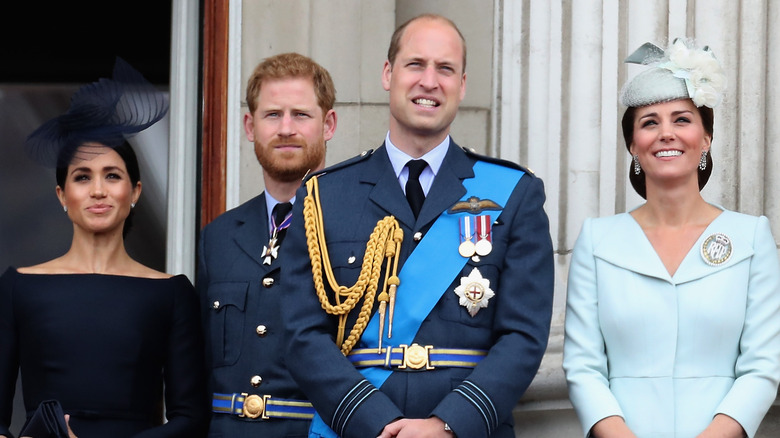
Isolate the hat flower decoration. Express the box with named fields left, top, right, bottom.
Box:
left=622, top=38, right=726, bottom=109
left=662, top=39, right=726, bottom=107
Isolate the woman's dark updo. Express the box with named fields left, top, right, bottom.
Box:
left=621, top=102, right=714, bottom=199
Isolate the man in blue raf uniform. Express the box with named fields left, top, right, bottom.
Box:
left=197, top=53, right=337, bottom=437
left=280, top=14, right=554, bottom=438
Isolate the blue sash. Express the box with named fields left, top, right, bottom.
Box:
left=309, top=161, right=524, bottom=437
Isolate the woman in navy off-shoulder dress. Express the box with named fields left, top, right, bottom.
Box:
left=0, top=58, right=207, bottom=438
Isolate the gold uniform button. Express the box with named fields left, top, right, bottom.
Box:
left=413, top=232, right=423, bottom=242
left=212, top=301, right=220, bottom=309
left=262, top=278, right=274, bottom=287
left=250, top=375, right=263, bottom=387
left=256, top=325, right=267, bottom=336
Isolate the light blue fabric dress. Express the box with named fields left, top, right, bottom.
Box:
left=563, top=209, right=780, bottom=438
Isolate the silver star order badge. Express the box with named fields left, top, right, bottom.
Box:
left=261, top=237, right=280, bottom=265
left=453, top=267, right=495, bottom=317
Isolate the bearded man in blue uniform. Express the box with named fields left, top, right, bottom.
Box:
left=280, top=14, right=554, bottom=438
left=197, top=53, right=337, bottom=437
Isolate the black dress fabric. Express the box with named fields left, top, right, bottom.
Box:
left=0, top=267, right=208, bottom=438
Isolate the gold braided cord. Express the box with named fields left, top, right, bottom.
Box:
left=303, top=176, right=403, bottom=355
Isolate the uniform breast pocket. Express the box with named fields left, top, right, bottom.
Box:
left=207, top=281, right=249, bottom=367
left=324, top=240, right=365, bottom=286
left=438, top=262, right=500, bottom=329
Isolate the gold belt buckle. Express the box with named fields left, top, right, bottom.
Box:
left=240, top=393, right=271, bottom=419
left=399, top=343, right=433, bottom=370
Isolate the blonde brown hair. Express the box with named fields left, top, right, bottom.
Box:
left=245, top=52, right=336, bottom=115
left=387, top=14, right=467, bottom=73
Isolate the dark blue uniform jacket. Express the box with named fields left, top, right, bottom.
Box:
left=198, top=194, right=311, bottom=438
left=280, top=142, right=554, bottom=438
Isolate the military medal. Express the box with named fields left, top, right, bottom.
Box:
left=458, top=216, right=477, bottom=257
left=701, top=232, right=733, bottom=266
left=261, top=238, right=280, bottom=265
left=459, top=240, right=476, bottom=258
left=453, top=267, right=495, bottom=317
left=474, top=214, right=492, bottom=256
left=262, top=208, right=293, bottom=265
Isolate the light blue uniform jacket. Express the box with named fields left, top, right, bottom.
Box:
left=563, top=209, right=780, bottom=438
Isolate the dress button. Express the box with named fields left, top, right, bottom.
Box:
left=413, top=232, right=423, bottom=241
left=256, top=325, right=267, bottom=336
left=212, top=301, right=220, bottom=309
left=262, top=278, right=274, bottom=287
left=251, top=375, right=263, bottom=387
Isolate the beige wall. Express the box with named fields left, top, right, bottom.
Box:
left=234, top=1, right=780, bottom=436
left=236, top=0, right=495, bottom=203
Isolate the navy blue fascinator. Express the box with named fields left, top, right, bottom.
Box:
left=25, top=57, right=169, bottom=168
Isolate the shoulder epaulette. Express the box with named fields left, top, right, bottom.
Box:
left=304, top=149, right=375, bottom=182
left=460, top=146, right=537, bottom=177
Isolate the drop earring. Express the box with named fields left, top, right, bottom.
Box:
left=633, top=155, right=641, bottom=175
left=63, top=206, right=68, bottom=213
left=699, top=150, right=708, bottom=171
left=131, top=202, right=136, bottom=209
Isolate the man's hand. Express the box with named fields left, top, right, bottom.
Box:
left=377, top=417, right=453, bottom=438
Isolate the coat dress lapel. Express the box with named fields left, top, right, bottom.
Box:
left=593, top=209, right=754, bottom=285
left=592, top=213, right=672, bottom=283
left=673, top=210, right=754, bottom=284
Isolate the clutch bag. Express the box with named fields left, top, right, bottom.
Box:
left=18, top=399, right=69, bottom=438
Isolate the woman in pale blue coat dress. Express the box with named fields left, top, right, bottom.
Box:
left=563, top=39, right=780, bottom=438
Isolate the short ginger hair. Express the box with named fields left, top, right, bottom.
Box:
left=245, top=52, right=336, bottom=115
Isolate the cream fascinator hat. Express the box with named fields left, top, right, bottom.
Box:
left=621, top=38, right=726, bottom=109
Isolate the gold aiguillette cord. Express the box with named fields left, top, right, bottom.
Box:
left=303, top=175, right=403, bottom=355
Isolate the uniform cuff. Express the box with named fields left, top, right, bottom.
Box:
left=431, top=380, right=497, bottom=438
left=333, top=379, right=403, bottom=438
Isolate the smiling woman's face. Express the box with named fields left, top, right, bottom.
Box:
left=56, top=143, right=141, bottom=235
left=629, top=98, right=711, bottom=192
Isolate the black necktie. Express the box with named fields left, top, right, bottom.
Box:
left=271, top=202, right=293, bottom=245
left=405, top=159, right=427, bottom=218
